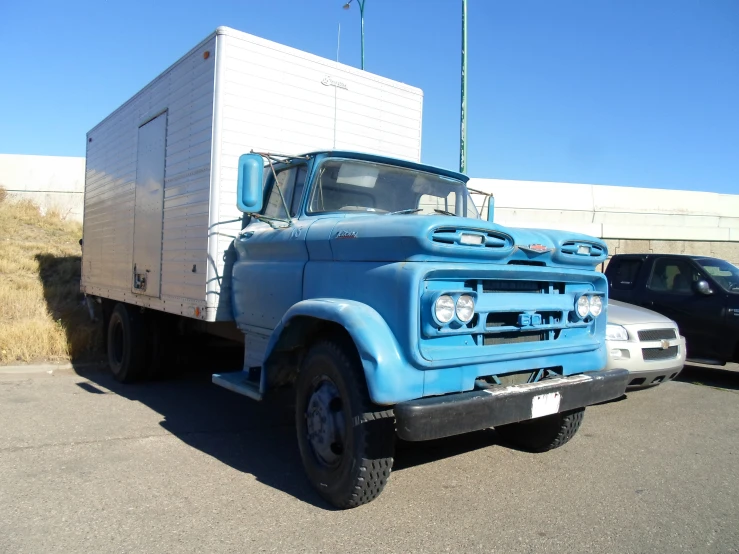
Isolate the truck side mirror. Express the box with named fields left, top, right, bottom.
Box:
left=486, top=196, right=495, bottom=222
left=694, top=280, right=713, bottom=295
left=236, top=153, right=265, bottom=213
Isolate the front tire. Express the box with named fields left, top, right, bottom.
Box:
left=495, top=408, right=585, bottom=453
left=295, top=340, right=395, bottom=509
left=107, top=303, right=146, bottom=383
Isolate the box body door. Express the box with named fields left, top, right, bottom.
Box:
left=131, top=112, right=167, bottom=297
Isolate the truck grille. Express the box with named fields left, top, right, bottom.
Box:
left=642, top=346, right=679, bottom=361
left=483, top=331, right=546, bottom=346
left=638, top=329, right=676, bottom=341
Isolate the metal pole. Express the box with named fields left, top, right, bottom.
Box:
left=359, top=0, right=365, bottom=70
left=460, top=0, right=468, bottom=173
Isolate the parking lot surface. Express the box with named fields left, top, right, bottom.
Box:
left=1, top=363, right=737, bottom=554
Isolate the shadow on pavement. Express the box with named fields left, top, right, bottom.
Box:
left=676, top=363, right=739, bottom=391
left=73, top=360, right=505, bottom=510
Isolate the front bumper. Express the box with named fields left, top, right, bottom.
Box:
left=605, top=335, right=686, bottom=388
left=395, top=368, right=629, bottom=441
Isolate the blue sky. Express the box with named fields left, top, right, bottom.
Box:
left=0, top=0, right=737, bottom=193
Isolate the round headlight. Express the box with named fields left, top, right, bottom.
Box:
left=456, top=295, right=475, bottom=323
left=576, top=295, right=590, bottom=319
left=589, top=295, right=603, bottom=317
left=435, top=295, right=455, bottom=324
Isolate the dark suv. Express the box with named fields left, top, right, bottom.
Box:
left=605, top=254, right=739, bottom=365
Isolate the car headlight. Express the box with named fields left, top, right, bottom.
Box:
left=456, top=295, right=475, bottom=323
left=589, top=295, right=603, bottom=317
left=606, top=324, right=629, bottom=341
left=576, top=295, right=590, bottom=319
left=435, top=295, right=455, bottom=324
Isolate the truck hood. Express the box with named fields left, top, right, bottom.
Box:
left=307, top=215, right=607, bottom=269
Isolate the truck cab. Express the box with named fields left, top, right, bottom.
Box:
left=215, top=150, right=628, bottom=507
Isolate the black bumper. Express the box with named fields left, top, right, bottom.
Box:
left=395, top=368, right=629, bottom=442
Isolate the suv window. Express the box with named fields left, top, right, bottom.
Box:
left=609, top=258, right=642, bottom=290
left=264, top=165, right=308, bottom=219
left=647, top=258, right=704, bottom=294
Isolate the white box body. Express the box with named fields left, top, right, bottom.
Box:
left=81, top=26, right=423, bottom=322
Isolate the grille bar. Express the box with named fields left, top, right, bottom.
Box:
left=483, top=331, right=545, bottom=346
left=642, top=346, right=679, bottom=361
left=638, top=329, right=677, bottom=341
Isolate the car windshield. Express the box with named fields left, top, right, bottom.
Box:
left=306, top=159, right=479, bottom=218
left=695, top=258, right=739, bottom=292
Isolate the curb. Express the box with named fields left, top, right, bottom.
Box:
left=0, top=362, right=100, bottom=375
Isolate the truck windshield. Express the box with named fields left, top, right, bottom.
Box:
left=695, top=258, right=739, bottom=292
left=307, top=159, right=479, bottom=218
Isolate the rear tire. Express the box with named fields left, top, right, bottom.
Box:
left=495, top=408, right=585, bottom=453
left=107, top=303, right=147, bottom=383
left=295, top=340, right=395, bottom=509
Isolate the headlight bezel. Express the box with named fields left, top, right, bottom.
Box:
left=431, top=292, right=477, bottom=327
left=573, top=293, right=605, bottom=320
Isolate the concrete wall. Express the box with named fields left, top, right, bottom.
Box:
left=0, top=154, right=85, bottom=221
left=469, top=178, right=739, bottom=265
left=1, top=154, right=737, bottom=265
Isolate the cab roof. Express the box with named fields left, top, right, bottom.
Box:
left=300, top=150, right=469, bottom=184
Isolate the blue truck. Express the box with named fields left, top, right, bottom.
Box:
left=212, top=150, right=626, bottom=507
left=81, top=28, right=628, bottom=509
left=89, top=148, right=628, bottom=508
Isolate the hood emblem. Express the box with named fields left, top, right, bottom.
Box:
left=660, top=340, right=670, bottom=350
left=520, top=244, right=552, bottom=254
left=336, top=230, right=358, bottom=239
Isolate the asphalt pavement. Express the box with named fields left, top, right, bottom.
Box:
left=0, top=363, right=737, bottom=554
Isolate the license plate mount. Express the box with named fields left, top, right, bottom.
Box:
left=531, top=391, right=561, bottom=419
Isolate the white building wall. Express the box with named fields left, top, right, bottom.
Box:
left=468, top=178, right=739, bottom=265
left=0, top=154, right=85, bottom=220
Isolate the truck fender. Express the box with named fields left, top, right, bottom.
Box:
left=264, top=299, right=424, bottom=405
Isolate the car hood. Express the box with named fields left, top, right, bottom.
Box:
left=607, top=299, right=675, bottom=326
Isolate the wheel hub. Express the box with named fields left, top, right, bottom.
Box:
left=305, top=380, right=346, bottom=467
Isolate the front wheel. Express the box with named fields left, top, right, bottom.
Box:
left=295, top=340, right=395, bottom=509
left=495, top=408, right=585, bottom=453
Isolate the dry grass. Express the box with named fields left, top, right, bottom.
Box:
left=0, top=188, right=101, bottom=364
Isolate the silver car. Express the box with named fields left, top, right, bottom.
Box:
left=605, top=300, right=686, bottom=388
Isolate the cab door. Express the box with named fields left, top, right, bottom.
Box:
left=232, top=164, right=310, bottom=332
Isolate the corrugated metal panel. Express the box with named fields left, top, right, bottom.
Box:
left=81, top=35, right=217, bottom=319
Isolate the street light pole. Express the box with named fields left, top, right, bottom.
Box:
left=460, top=0, right=468, bottom=173
left=343, top=0, right=366, bottom=70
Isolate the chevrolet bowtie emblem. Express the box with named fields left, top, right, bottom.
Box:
left=660, top=340, right=670, bottom=350
left=520, top=244, right=551, bottom=254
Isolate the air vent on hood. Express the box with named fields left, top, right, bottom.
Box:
left=431, top=228, right=513, bottom=250
left=561, top=241, right=605, bottom=258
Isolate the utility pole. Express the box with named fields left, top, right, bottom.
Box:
left=460, top=0, right=468, bottom=173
